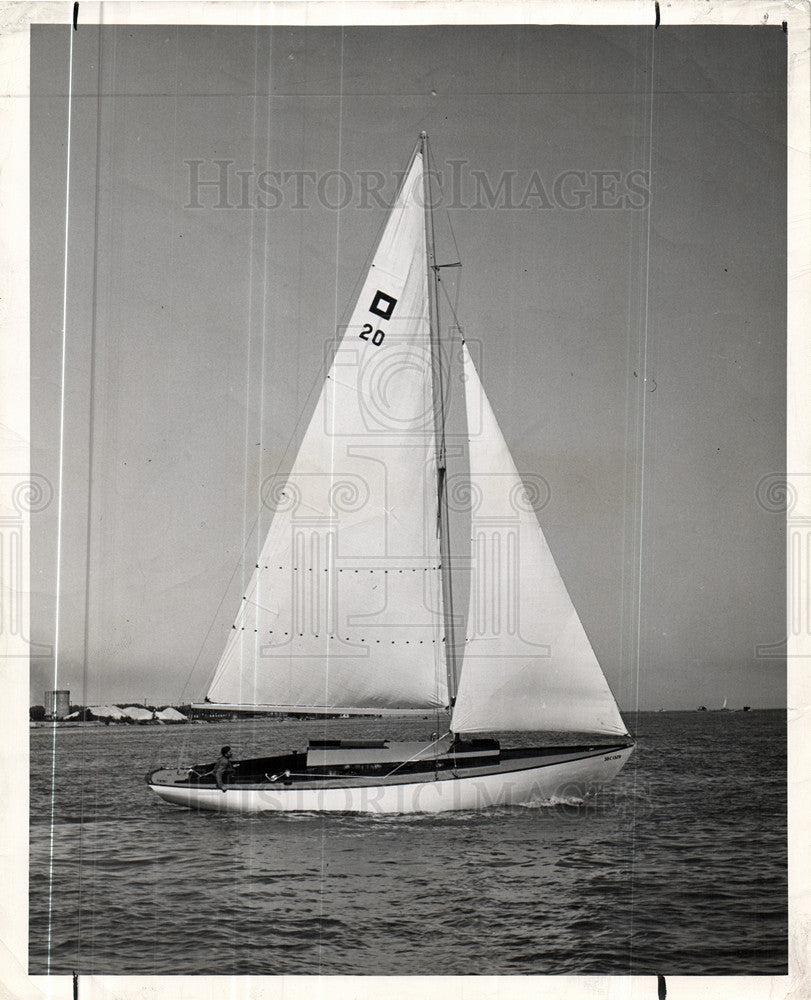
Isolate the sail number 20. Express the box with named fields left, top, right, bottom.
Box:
left=360, top=290, right=398, bottom=347
left=360, top=323, right=385, bottom=346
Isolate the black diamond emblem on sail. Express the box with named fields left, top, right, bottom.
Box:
left=369, top=290, right=397, bottom=321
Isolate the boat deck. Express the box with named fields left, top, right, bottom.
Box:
left=147, top=738, right=633, bottom=791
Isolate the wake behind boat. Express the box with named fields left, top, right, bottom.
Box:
left=148, top=134, right=634, bottom=814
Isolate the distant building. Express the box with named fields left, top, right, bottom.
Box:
left=45, top=690, right=70, bottom=719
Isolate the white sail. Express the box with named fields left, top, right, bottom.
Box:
left=206, top=150, right=447, bottom=713
left=451, top=343, right=628, bottom=736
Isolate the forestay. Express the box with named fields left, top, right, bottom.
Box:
left=450, top=344, right=628, bottom=737
left=206, top=151, right=447, bottom=713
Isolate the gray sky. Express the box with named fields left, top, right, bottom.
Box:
left=30, top=24, right=786, bottom=710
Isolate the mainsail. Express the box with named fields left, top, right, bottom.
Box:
left=450, top=343, right=628, bottom=737
left=206, top=150, right=447, bottom=713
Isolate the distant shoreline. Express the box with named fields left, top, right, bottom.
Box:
left=30, top=706, right=786, bottom=733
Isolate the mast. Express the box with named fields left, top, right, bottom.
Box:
left=420, top=131, right=458, bottom=705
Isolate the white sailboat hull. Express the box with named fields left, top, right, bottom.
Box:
left=148, top=744, right=634, bottom=815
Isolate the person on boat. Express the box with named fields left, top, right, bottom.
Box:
left=213, top=745, right=233, bottom=792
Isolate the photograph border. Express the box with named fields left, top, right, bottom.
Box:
left=2, top=1, right=808, bottom=998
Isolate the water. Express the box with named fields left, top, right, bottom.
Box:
left=30, top=710, right=786, bottom=975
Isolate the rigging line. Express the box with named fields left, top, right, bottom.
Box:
left=318, top=29, right=345, bottom=964
left=231, top=29, right=265, bottom=914
left=635, top=34, right=656, bottom=721
left=437, top=274, right=466, bottom=339
left=254, top=26, right=271, bottom=699
left=424, top=138, right=451, bottom=457
left=326, top=25, right=346, bottom=742
left=429, top=214, right=467, bottom=344
left=630, top=25, right=656, bottom=971
left=76, top=19, right=105, bottom=968
left=48, top=18, right=76, bottom=977
left=444, top=205, right=462, bottom=270
left=382, top=731, right=452, bottom=779
left=154, top=24, right=182, bottom=763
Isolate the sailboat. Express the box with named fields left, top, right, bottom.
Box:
left=147, top=134, right=634, bottom=814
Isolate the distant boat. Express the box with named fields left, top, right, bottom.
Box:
left=147, top=135, right=634, bottom=814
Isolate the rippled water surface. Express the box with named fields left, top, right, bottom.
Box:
left=30, top=710, right=786, bottom=975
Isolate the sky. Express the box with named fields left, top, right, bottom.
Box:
left=29, top=24, right=787, bottom=711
